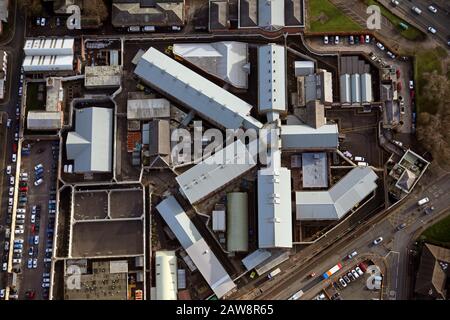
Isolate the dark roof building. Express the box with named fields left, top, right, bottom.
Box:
left=209, top=0, right=229, bottom=31
left=415, top=243, right=450, bottom=299
left=112, top=0, right=185, bottom=28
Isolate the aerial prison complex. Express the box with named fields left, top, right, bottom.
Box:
left=15, top=28, right=393, bottom=301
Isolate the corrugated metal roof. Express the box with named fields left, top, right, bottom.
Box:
left=226, top=192, right=248, bottom=252
left=361, top=73, right=373, bottom=103
left=156, top=196, right=202, bottom=248
left=173, top=42, right=249, bottom=89
left=134, top=47, right=262, bottom=130
left=257, top=166, right=293, bottom=248
left=351, top=73, right=361, bottom=104
left=258, top=0, right=285, bottom=28
left=23, top=38, right=74, bottom=56
left=66, top=107, right=113, bottom=173
left=156, top=196, right=236, bottom=299
left=294, top=60, right=314, bottom=77
left=296, top=166, right=378, bottom=220
left=185, top=238, right=236, bottom=298
left=155, top=251, right=178, bottom=300
left=242, top=249, right=272, bottom=271
left=27, top=111, right=62, bottom=130
left=340, top=74, right=351, bottom=104
left=280, top=124, right=339, bottom=150
left=176, top=140, right=257, bottom=204
left=212, top=210, right=226, bottom=232
left=258, top=44, right=286, bottom=112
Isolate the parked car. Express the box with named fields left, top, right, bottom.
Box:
left=365, top=35, right=370, bottom=43
left=373, top=237, right=383, bottom=245
left=396, top=223, right=407, bottom=231
left=349, top=35, right=354, bottom=45
left=343, top=275, right=351, bottom=283
left=6, top=165, right=12, bottom=175
left=427, top=26, right=437, bottom=34
left=355, top=266, right=364, bottom=276
left=323, top=35, right=329, bottom=44
left=34, top=178, right=44, bottom=186
left=418, top=197, right=429, bottom=206
left=347, top=272, right=355, bottom=281
left=12, top=154, right=17, bottom=163
left=376, top=42, right=385, bottom=50
left=428, top=5, right=437, bottom=13
left=334, top=36, right=340, bottom=44
left=347, top=251, right=358, bottom=259
left=351, top=269, right=359, bottom=279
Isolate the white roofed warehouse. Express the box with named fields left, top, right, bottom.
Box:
left=280, top=124, right=339, bottom=151
left=258, top=44, right=286, bottom=113
left=155, top=251, right=178, bottom=300
left=156, top=196, right=236, bottom=299
left=173, top=42, right=250, bottom=89
left=66, top=107, right=113, bottom=173
left=296, top=167, right=378, bottom=221
left=176, top=140, right=257, bottom=205
left=257, top=160, right=293, bottom=248
left=134, top=47, right=262, bottom=130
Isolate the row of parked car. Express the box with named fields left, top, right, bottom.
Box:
left=334, top=262, right=368, bottom=289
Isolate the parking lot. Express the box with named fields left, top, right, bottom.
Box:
left=14, top=139, right=59, bottom=300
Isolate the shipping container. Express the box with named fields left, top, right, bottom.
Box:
left=322, top=263, right=343, bottom=279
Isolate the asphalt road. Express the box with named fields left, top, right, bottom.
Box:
left=384, top=0, right=450, bottom=47
left=240, top=172, right=450, bottom=300
left=0, top=8, right=25, bottom=289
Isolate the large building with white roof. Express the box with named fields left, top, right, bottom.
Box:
left=22, top=37, right=74, bottom=72
left=134, top=47, right=262, bottom=130
left=156, top=196, right=236, bottom=299
left=66, top=107, right=113, bottom=173
left=296, top=166, right=378, bottom=220
left=176, top=139, right=257, bottom=205
left=173, top=42, right=250, bottom=89
left=155, top=251, right=178, bottom=300
left=258, top=44, right=286, bottom=113
left=280, top=124, right=339, bottom=150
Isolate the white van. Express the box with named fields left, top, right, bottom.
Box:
left=354, top=156, right=365, bottom=162
left=418, top=197, right=429, bottom=206
left=412, top=6, right=422, bottom=14
left=268, top=268, right=281, bottom=279
left=357, top=162, right=368, bottom=167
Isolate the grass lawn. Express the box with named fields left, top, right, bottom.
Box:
left=364, top=0, right=425, bottom=41
left=414, top=47, right=447, bottom=114
left=420, top=212, right=450, bottom=248
left=309, top=0, right=363, bottom=32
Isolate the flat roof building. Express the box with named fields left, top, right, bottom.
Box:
left=294, top=60, right=314, bottom=77
left=155, top=251, right=178, bottom=300
left=304, top=70, right=333, bottom=105
left=84, top=65, right=122, bottom=88
left=23, top=38, right=74, bottom=56
left=176, top=140, right=257, bottom=204
left=226, top=192, right=249, bottom=252
left=66, top=107, right=113, bottom=173
left=296, top=166, right=378, bottom=220
left=27, top=111, right=63, bottom=130
left=280, top=124, right=339, bottom=150
left=134, top=47, right=262, bottom=130
left=173, top=42, right=249, bottom=89
left=257, top=166, right=292, bottom=248
left=127, top=98, right=171, bottom=120
left=22, top=55, right=73, bottom=72
left=156, top=196, right=236, bottom=299
left=302, top=152, right=328, bottom=188
left=112, top=0, right=185, bottom=28
left=258, top=44, right=286, bottom=113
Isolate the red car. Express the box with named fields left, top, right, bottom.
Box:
left=30, top=224, right=35, bottom=234
left=12, top=143, right=17, bottom=153
left=26, top=290, right=36, bottom=300
left=360, top=35, right=365, bottom=43
left=396, top=69, right=401, bottom=78
left=397, top=82, right=402, bottom=91
left=19, top=186, right=28, bottom=192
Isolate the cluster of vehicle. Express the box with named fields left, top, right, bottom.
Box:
left=323, top=34, right=371, bottom=45
left=335, top=262, right=367, bottom=289
left=127, top=25, right=182, bottom=33
left=34, top=163, right=44, bottom=186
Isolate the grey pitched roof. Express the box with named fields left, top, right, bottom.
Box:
left=66, top=107, right=113, bottom=172
left=296, top=166, right=378, bottom=220
left=280, top=124, right=339, bottom=150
